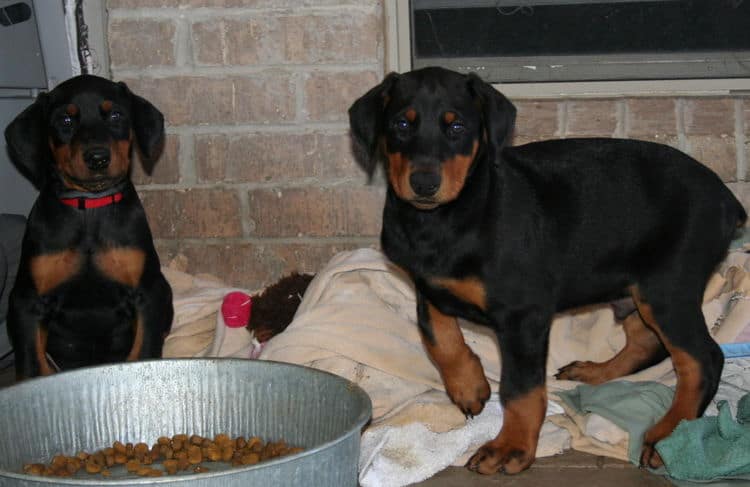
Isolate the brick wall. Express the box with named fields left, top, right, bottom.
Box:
left=107, top=0, right=750, bottom=290
left=513, top=97, right=750, bottom=207
left=107, top=0, right=384, bottom=290
left=514, top=98, right=746, bottom=179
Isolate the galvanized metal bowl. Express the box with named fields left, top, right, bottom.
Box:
left=0, top=359, right=372, bottom=486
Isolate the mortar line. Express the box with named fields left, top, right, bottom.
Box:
left=676, top=98, right=688, bottom=153
left=736, top=99, right=747, bottom=181
left=111, top=63, right=382, bottom=78
left=164, top=123, right=351, bottom=135
left=135, top=177, right=380, bottom=192
left=108, top=5, right=379, bottom=20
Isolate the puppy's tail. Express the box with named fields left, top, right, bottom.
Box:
left=726, top=192, right=748, bottom=243
left=735, top=201, right=748, bottom=229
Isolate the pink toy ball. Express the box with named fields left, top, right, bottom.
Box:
left=221, top=291, right=252, bottom=328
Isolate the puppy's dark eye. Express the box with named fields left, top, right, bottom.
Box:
left=109, top=111, right=122, bottom=122
left=448, top=121, right=465, bottom=135
left=394, top=119, right=410, bottom=131
left=61, top=115, right=73, bottom=127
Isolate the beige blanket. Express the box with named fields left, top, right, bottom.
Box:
left=259, top=248, right=750, bottom=415
left=161, top=248, right=750, bottom=485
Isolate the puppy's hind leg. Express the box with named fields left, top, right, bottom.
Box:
left=555, top=308, right=668, bottom=384
left=631, top=285, right=722, bottom=468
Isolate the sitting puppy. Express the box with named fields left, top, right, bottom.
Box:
left=4, top=75, right=173, bottom=379
left=348, top=67, right=746, bottom=475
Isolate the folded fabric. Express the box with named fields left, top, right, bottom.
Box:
left=556, top=381, right=674, bottom=463
left=359, top=396, right=569, bottom=487
left=721, top=342, right=750, bottom=358
left=656, top=393, right=750, bottom=482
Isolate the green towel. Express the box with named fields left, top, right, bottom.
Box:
left=656, top=393, right=750, bottom=482
left=556, top=380, right=674, bottom=463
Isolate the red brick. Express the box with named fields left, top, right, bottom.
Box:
left=108, top=19, right=176, bottom=68
left=247, top=185, right=385, bottom=237
left=232, top=74, right=297, bottom=123
left=282, top=11, right=380, bottom=64
left=683, top=98, right=735, bottom=135
left=195, top=132, right=362, bottom=183
left=566, top=100, right=618, bottom=136
left=304, top=71, right=380, bottom=122
left=124, top=77, right=233, bottom=126
left=513, top=100, right=559, bottom=138
left=122, top=75, right=295, bottom=125
left=686, top=136, right=737, bottom=182
left=626, top=98, right=677, bottom=136
left=140, top=188, right=242, bottom=238
left=623, top=134, right=680, bottom=150
left=193, top=12, right=379, bottom=66
left=191, top=20, right=225, bottom=66
left=156, top=241, right=374, bottom=290
left=131, top=134, right=181, bottom=185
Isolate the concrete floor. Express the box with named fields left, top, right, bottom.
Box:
left=413, top=450, right=673, bottom=486
left=0, top=365, right=673, bottom=486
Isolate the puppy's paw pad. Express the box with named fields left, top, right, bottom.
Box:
left=466, top=444, right=533, bottom=475
left=555, top=361, right=605, bottom=384
left=451, top=380, right=491, bottom=417
left=639, top=444, right=664, bottom=469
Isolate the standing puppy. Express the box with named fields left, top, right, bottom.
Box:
left=348, top=67, right=746, bottom=475
left=4, top=75, right=173, bottom=379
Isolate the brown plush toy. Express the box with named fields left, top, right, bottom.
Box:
left=245, top=273, right=315, bottom=342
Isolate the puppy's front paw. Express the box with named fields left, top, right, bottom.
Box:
left=442, top=351, right=490, bottom=417
left=466, top=438, right=535, bottom=475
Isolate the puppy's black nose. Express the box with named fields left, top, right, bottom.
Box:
left=84, top=148, right=111, bottom=170
left=410, top=171, right=441, bottom=197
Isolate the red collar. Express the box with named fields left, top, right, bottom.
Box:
left=60, top=192, right=124, bottom=209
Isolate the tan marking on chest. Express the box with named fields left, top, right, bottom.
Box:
left=95, top=247, right=146, bottom=287
left=126, top=314, right=144, bottom=361
left=431, top=276, right=487, bottom=310
left=35, top=327, right=55, bottom=376
left=30, top=250, right=81, bottom=295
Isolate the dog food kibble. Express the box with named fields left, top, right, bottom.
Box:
left=21, top=433, right=304, bottom=478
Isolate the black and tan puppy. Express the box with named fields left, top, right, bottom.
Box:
left=348, top=67, right=746, bottom=475
left=4, top=75, right=173, bottom=380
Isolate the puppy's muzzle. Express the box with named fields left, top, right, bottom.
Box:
left=84, top=147, right=111, bottom=170
left=410, top=170, right=441, bottom=197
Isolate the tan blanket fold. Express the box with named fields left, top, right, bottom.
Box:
left=161, top=265, right=260, bottom=359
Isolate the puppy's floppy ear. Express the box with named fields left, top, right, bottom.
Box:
left=348, top=72, right=400, bottom=179
left=4, top=93, right=50, bottom=189
left=119, top=81, right=165, bottom=175
left=467, top=73, right=516, bottom=157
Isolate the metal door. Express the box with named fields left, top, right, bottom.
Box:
left=0, top=0, right=75, bottom=217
